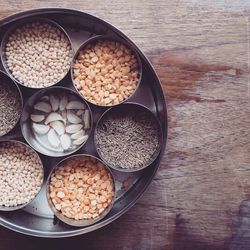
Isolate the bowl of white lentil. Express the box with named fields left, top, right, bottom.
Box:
left=71, top=35, right=142, bottom=107
left=46, top=154, right=115, bottom=227
left=0, top=140, right=44, bottom=211
left=1, top=17, right=73, bottom=89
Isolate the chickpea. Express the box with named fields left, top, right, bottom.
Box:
left=5, top=21, right=73, bottom=88
left=0, top=141, right=43, bottom=207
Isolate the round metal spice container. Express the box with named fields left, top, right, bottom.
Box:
left=46, top=154, right=115, bottom=227
left=71, top=35, right=142, bottom=107
left=21, top=86, right=92, bottom=157
left=0, top=140, right=44, bottom=211
left=1, top=17, right=73, bottom=89
left=94, top=103, right=162, bottom=172
left=0, top=8, right=167, bottom=238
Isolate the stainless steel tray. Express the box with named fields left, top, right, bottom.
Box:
left=0, top=8, right=167, bottom=238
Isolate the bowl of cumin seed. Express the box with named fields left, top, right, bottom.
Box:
left=94, top=103, right=162, bottom=172
left=0, top=71, right=22, bottom=136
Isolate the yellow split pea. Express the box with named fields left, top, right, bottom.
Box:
left=49, top=156, right=114, bottom=220
left=73, top=40, right=140, bottom=106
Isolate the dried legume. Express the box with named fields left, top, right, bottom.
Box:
left=30, top=90, right=90, bottom=153
left=49, top=156, right=114, bottom=220
left=73, top=39, right=140, bottom=106
left=0, top=141, right=44, bottom=207
left=0, top=81, right=22, bottom=136
left=5, top=21, right=72, bottom=88
left=96, top=106, right=161, bottom=169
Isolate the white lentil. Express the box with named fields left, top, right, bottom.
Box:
left=5, top=21, right=73, bottom=88
left=0, top=141, right=44, bottom=207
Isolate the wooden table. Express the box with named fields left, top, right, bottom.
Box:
left=0, top=1, right=250, bottom=249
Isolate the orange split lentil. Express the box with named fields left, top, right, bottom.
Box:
left=73, top=39, right=140, bottom=106
left=49, top=156, right=115, bottom=220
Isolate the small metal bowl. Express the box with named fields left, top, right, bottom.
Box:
left=0, top=70, right=23, bottom=136
left=46, top=154, right=116, bottom=227
left=71, top=35, right=142, bottom=107
left=94, top=102, right=163, bottom=172
left=0, top=140, right=44, bottom=211
left=1, top=17, right=74, bottom=89
left=20, top=86, right=93, bottom=157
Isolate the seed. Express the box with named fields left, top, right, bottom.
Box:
left=50, top=192, right=56, bottom=198
left=73, top=40, right=139, bottom=106
left=109, top=94, right=117, bottom=100
left=48, top=156, right=114, bottom=221
left=100, top=196, right=107, bottom=203
left=84, top=199, right=90, bottom=205
left=96, top=106, right=161, bottom=169
left=55, top=204, right=61, bottom=210
left=54, top=182, right=62, bottom=188
left=57, top=191, right=65, bottom=198
left=89, top=194, right=95, bottom=200
left=0, top=141, right=43, bottom=207
left=31, top=91, right=91, bottom=152
left=91, top=56, right=98, bottom=63
left=91, top=199, right=97, bottom=206
left=104, top=97, right=111, bottom=104
left=0, top=81, right=22, bottom=136
left=5, top=21, right=73, bottom=88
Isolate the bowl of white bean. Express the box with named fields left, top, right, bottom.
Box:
left=20, top=86, right=93, bottom=157
left=1, top=17, right=73, bottom=89
left=0, top=140, right=44, bottom=211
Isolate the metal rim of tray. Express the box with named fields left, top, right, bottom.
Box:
left=0, top=8, right=168, bottom=238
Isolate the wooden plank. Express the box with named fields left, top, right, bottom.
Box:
left=0, top=1, right=250, bottom=249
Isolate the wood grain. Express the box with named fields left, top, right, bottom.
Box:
left=0, top=1, right=250, bottom=249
